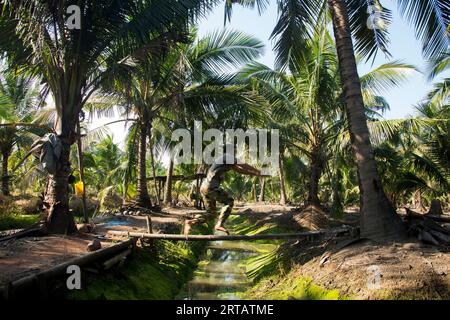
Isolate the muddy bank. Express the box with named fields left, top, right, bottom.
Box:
left=237, top=204, right=450, bottom=300
left=70, top=208, right=212, bottom=300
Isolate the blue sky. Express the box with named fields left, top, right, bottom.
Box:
left=103, top=1, right=447, bottom=147
left=197, top=1, right=444, bottom=120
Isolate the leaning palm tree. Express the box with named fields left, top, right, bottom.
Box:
left=0, top=0, right=221, bottom=233
left=228, top=0, right=448, bottom=240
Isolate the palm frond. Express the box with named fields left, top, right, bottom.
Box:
left=347, top=0, right=392, bottom=60
left=428, top=53, right=450, bottom=80
left=270, top=0, right=320, bottom=69
left=396, top=0, right=450, bottom=59
left=360, top=61, right=419, bottom=96
left=224, top=0, right=269, bottom=23
left=190, top=29, right=264, bottom=77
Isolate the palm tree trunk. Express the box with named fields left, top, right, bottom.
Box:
left=123, top=172, right=129, bottom=206
left=251, top=177, right=257, bottom=202
left=307, top=147, right=321, bottom=206
left=328, top=0, right=405, bottom=240
left=148, top=120, right=160, bottom=206
left=1, top=151, right=10, bottom=196
left=278, top=153, right=287, bottom=205
left=43, top=138, right=77, bottom=234
left=331, top=169, right=344, bottom=216
left=163, top=157, right=174, bottom=205
left=136, top=120, right=151, bottom=208
left=258, top=177, right=265, bottom=202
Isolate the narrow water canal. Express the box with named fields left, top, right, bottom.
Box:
left=178, top=240, right=260, bottom=300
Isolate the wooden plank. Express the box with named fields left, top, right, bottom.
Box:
left=103, top=248, right=133, bottom=270
left=107, top=228, right=351, bottom=241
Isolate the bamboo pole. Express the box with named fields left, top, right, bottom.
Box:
left=76, top=120, right=88, bottom=223
left=107, top=228, right=351, bottom=241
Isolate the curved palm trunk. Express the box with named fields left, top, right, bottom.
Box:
left=278, top=153, right=287, bottom=205
left=163, top=157, right=174, bottom=205
left=136, top=121, right=152, bottom=208
left=328, top=0, right=405, bottom=240
left=43, top=138, right=77, bottom=234
left=1, top=151, right=10, bottom=196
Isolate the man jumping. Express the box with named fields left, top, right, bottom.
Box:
left=184, top=150, right=261, bottom=235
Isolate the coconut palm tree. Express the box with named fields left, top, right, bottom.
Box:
left=92, top=29, right=265, bottom=207
left=240, top=27, right=417, bottom=210
left=227, top=0, right=448, bottom=240
left=0, top=67, right=41, bottom=196
left=0, top=0, right=222, bottom=233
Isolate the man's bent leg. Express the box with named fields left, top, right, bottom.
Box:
left=184, top=196, right=217, bottom=235
left=215, top=190, right=234, bottom=234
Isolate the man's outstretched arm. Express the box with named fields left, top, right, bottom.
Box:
left=234, top=163, right=261, bottom=176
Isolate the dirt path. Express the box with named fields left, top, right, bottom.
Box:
left=0, top=207, right=197, bottom=289
left=0, top=234, right=113, bottom=286
left=232, top=203, right=450, bottom=300
left=298, top=240, right=450, bottom=299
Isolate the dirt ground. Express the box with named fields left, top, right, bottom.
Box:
left=0, top=206, right=193, bottom=288
left=299, top=240, right=450, bottom=299
left=0, top=234, right=113, bottom=286
left=234, top=203, right=450, bottom=300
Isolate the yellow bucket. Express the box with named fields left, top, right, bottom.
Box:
left=75, top=181, right=84, bottom=196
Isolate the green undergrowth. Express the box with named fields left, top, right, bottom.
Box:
left=230, top=213, right=346, bottom=300
left=70, top=223, right=211, bottom=300
left=229, top=214, right=286, bottom=246
left=0, top=212, right=40, bottom=231
left=243, top=274, right=345, bottom=300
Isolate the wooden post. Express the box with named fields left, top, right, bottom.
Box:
left=76, top=120, right=88, bottom=223
left=258, top=177, right=266, bottom=202
left=146, top=215, right=153, bottom=234
left=195, top=176, right=200, bottom=209
left=161, top=181, right=163, bottom=203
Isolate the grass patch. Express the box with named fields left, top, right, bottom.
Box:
left=0, top=212, right=40, bottom=231
left=243, top=274, right=345, bottom=300
left=70, top=223, right=211, bottom=300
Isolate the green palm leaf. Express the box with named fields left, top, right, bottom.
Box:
left=396, top=0, right=450, bottom=60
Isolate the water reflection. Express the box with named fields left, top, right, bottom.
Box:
left=178, top=240, right=257, bottom=300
